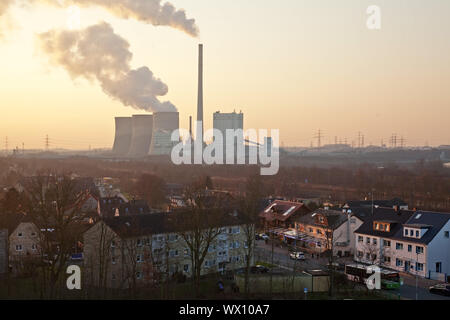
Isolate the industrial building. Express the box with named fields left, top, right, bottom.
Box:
left=127, top=115, right=154, bottom=157
left=112, top=117, right=133, bottom=156
left=149, top=112, right=180, bottom=156
left=213, top=111, right=244, bottom=160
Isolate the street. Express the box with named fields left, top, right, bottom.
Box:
left=254, top=240, right=450, bottom=300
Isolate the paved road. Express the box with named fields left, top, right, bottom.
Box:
left=255, top=241, right=450, bottom=300
left=390, top=284, right=450, bottom=300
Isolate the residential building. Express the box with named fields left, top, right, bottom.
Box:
left=83, top=210, right=252, bottom=289
left=355, top=208, right=450, bottom=281
left=293, top=209, right=364, bottom=256
left=259, top=200, right=311, bottom=230
left=8, top=219, right=41, bottom=275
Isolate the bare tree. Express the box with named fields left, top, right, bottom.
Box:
left=24, top=173, right=87, bottom=298
left=176, top=186, right=224, bottom=297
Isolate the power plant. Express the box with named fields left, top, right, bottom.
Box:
left=112, top=117, right=133, bottom=155
left=111, top=44, right=204, bottom=158
left=149, top=112, right=180, bottom=155
left=127, top=115, right=154, bottom=157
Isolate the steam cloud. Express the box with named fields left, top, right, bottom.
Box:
left=38, top=22, right=177, bottom=112
left=39, top=0, right=199, bottom=37
left=0, top=0, right=14, bottom=16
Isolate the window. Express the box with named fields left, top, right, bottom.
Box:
left=373, top=238, right=377, bottom=245
left=445, top=231, right=449, bottom=238
left=358, top=236, right=363, bottom=243
left=366, top=253, right=370, bottom=260
left=136, top=272, right=142, bottom=280
left=15, top=245, right=23, bottom=251
left=375, top=223, right=379, bottom=230
left=136, top=254, right=143, bottom=263
left=308, top=227, right=313, bottom=233
left=350, top=218, right=356, bottom=224
left=111, top=241, right=116, bottom=248
left=396, top=259, right=403, bottom=267
left=169, top=250, right=179, bottom=257
left=383, top=256, right=391, bottom=264
left=18, top=232, right=23, bottom=237
left=380, top=224, right=385, bottom=231
left=416, top=230, right=419, bottom=237
left=184, top=248, right=190, bottom=256
left=357, top=251, right=363, bottom=258
left=112, top=257, right=116, bottom=264
left=416, top=263, right=424, bottom=271
left=410, top=230, right=414, bottom=236
left=383, top=240, right=391, bottom=247
left=137, top=239, right=142, bottom=247
left=183, top=264, right=189, bottom=272
left=416, top=246, right=424, bottom=254
left=31, top=232, right=36, bottom=237
left=366, top=237, right=371, bottom=244
left=316, top=229, right=322, bottom=235
left=404, top=229, right=408, bottom=236
left=396, top=243, right=403, bottom=250
left=408, top=245, right=412, bottom=252
left=31, top=244, right=37, bottom=251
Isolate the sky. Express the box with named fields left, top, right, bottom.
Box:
left=0, top=0, right=449, bottom=150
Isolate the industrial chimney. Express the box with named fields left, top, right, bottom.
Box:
left=128, top=114, right=154, bottom=157
left=197, top=44, right=204, bottom=144
left=112, top=117, right=132, bottom=156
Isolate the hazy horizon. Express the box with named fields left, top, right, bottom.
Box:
left=1, top=0, right=450, bottom=150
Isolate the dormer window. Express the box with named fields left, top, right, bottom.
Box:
left=416, top=230, right=419, bottom=237
left=410, top=230, right=413, bottom=236
left=404, top=229, right=408, bottom=236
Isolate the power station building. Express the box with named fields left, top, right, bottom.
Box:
left=213, top=111, right=244, bottom=159
left=111, top=112, right=179, bottom=157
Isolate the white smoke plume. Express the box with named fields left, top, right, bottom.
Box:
left=38, top=22, right=177, bottom=112
left=0, top=0, right=14, bottom=16
left=39, top=0, right=199, bottom=37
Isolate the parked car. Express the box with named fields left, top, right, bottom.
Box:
left=289, top=251, right=305, bottom=261
left=429, top=284, right=450, bottom=296
left=259, top=233, right=269, bottom=241
left=251, top=265, right=270, bottom=274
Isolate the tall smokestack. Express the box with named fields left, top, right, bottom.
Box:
left=197, top=44, right=203, bottom=143
left=189, top=116, right=192, bottom=139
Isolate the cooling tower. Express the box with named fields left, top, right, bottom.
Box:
left=128, top=115, right=154, bottom=157
left=112, top=117, right=132, bottom=156
left=149, top=112, right=179, bottom=155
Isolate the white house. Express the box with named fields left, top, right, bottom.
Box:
left=355, top=208, right=450, bottom=281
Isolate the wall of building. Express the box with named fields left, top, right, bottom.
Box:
left=426, top=220, right=450, bottom=280
left=83, top=222, right=251, bottom=289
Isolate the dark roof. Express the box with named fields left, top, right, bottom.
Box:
left=345, top=198, right=407, bottom=209
left=390, top=211, right=450, bottom=245
left=259, top=200, right=310, bottom=222
left=354, top=208, right=417, bottom=238
left=296, top=209, right=349, bottom=230
left=100, top=209, right=250, bottom=238
left=99, top=196, right=127, bottom=217
left=117, top=200, right=151, bottom=216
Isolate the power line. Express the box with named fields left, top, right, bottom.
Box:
left=314, top=129, right=324, bottom=148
